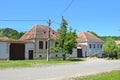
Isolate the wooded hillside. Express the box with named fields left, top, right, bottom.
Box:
left=0, top=28, right=25, bottom=39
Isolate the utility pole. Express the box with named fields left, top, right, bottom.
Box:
left=47, top=19, right=51, bottom=61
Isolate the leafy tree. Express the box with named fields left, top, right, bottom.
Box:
left=100, top=36, right=120, bottom=41
left=117, top=45, right=120, bottom=58
left=102, top=38, right=118, bottom=58
left=18, top=32, right=25, bottom=38
left=52, top=17, right=77, bottom=60
left=102, top=38, right=117, bottom=54
left=0, top=28, right=25, bottom=39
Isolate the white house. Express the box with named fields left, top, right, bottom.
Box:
left=20, top=24, right=62, bottom=59
left=76, top=32, right=104, bottom=58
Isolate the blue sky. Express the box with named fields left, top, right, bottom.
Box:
left=0, top=0, right=120, bottom=36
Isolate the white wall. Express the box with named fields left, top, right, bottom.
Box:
left=69, top=48, right=77, bottom=58
left=86, top=42, right=103, bottom=57
left=0, top=42, right=9, bottom=59
left=25, top=43, right=34, bottom=59
left=76, top=42, right=103, bottom=57
left=24, top=40, right=63, bottom=59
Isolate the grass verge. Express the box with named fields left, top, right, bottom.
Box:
left=0, top=58, right=83, bottom=69
left=72, top=70, right=120, bottom=80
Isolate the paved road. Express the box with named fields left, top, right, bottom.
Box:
left=0, top=59, right=120, bottom=80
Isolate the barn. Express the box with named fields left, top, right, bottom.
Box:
left=0, top=37, right=34, bottom=60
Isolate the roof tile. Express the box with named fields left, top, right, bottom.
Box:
left=77, top=32, right=103, bottom=43
left=20, top=24, right=59, bottom=40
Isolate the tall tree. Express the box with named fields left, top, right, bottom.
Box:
left=52, top=17, right=77, bottom=60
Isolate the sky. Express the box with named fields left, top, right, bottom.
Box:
left=0, top=0, right=120, bottom=36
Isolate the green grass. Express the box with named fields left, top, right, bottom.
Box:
left=72, top=70, right=120, bottom=80
left=0, top=58, right=83, bottom=69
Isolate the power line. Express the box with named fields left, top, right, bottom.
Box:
left=0, top=19, right=47, bottom=22
left=52, top=0, right=74, bottom=22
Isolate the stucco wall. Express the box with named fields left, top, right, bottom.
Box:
left=25, top=43, right=34, bottom=59
left=0, top=42, right=9, bottom=59
left=77, top=42, right=103, bottom=57
left=68, top=48, right=77, bottom=58
left=86, top=42, right=103, bottom=57
left=28, top=40, right=63, bottom=59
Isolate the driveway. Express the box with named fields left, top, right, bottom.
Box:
left=0, top=58, right=120, bottom=80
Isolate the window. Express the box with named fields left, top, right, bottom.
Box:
left=56, top=54, right=58, bottom=57
left=93, top=44, right=95, bottom=48
left=55, top=42, right=59, bottom=47
left=39, top=41, right=43, bottom=49
left=100, top=44, right=102, bottom=48
left=46, top=41, right=47, bottom=49
left=39, top=55, right=42, bottom=57
left=89, top=44, right=92, bottom=48
left=97, top=44, right=99, bottom=48
left=44, top=32, right=46, bottom=34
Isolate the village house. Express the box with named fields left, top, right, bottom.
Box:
left=76, top=32, right=104, bottom=57
left=20, top=24, right=62, bottom=59
left=0, top=25, right=104, bottom=60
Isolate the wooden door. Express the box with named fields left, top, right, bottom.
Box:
left=77, top=49, right=83, bottom=58
left=29, top=50, right=33, bottom=60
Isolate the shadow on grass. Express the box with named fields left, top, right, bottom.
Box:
left=66, top=58, right=84, bottom=61
left=51, top=58, right=84, bottom=62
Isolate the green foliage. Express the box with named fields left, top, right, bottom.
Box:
left=102, top=38, right=117, bottom=54
left=73, top=70, right=120, bottom=80
left=87, top=31, right=99, bottom=37
left=0, top=58, right=83, bottom=69
left=100, top=36, right=120, bottom=41
left=0, top=28, right=25, bottom=39
left=52, top=17, right=77, bottom=60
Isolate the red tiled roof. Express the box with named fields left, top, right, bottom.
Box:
left=20, top=24, right=59, bottom=40
left=77, top=32, right=103, bottom=43
left=0, top=37, right=9, bottom=42
left=8, top=40, right=34, bottom=43
left=0, top=37, right=34, bottom=43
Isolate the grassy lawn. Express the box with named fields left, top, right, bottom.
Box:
left=0, top=58, right=83, bottom=69
left=72, top=70, right=120, bottom=80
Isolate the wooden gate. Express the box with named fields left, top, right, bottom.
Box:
left=10, top=43, right=25, bottom=60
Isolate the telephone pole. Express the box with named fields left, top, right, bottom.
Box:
left=47, top=19, right=51, bottom=61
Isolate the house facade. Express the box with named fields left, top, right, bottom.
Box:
left=0, top=25, right=62, bottom=60
left=0, top=25, right=104, bottom=60
left=20, top=24, right=62, bottom=59
left=76, top=32, right=104, bottom=57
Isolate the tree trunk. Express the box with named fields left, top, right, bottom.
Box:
left=63, top=53, right=66, bottom=60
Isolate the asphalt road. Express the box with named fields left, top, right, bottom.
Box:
left=0, top=58, right=120, bottom=80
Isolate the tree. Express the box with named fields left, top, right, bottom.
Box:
left=87, top=31, right=99, bottom=37
left=102, top=38, right=118, bottom=59
left=0, top=28, right=25, bottom=39
left=52, top=17, right=77, bottom=60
